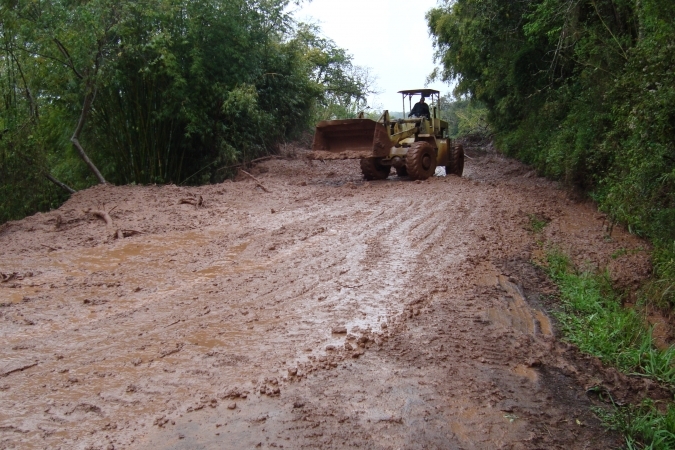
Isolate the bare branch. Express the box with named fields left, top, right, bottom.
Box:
left=71, top=85, right=107, bottom=184
left=591, top=0, right=628, bottom=61
left=240, top=170, right=271, bottom=193
left=44, top=173, right=76, bottom=194
left=8, top=49, right=38, bottom=118
left=53, top=38, right=84, bottom=79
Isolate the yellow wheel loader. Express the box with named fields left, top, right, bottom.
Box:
left=310, top=89, right=464, bottom=181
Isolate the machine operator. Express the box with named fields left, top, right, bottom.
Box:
left=408, top=96, right=430, bottom=119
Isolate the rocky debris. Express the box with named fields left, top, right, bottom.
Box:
left=153, top=416, right=170, bottom=428
left=219, top=387, right=249, bottom=400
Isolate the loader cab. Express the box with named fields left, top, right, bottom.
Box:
left=398, top=89, right=448, bottom=138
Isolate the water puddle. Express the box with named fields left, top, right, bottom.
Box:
left=50, top=231, right=211, bottom=276
left=0, top=287, right=40, bottom=305
left=488, top=275, right=553, bottom=337
left=449, top=407, right=483, bottom=442
left=512, top=364, right=539, bottom=382
left=14, top=231, right=261, bottom=304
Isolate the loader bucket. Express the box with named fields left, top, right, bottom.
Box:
left=310, top=119, right=392, bottom=160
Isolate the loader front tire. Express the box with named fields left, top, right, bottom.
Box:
left=360, top=158, right=390, bottom=180
left=446, top=144, right=464, bottom=177
left=406, top=141, right=437, bottom=181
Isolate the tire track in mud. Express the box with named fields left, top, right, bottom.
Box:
left=2, top=178, right=460, bottom=448
left=0, top=154, right=647, bottom=449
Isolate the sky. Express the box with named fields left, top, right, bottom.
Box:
left=292, top=0, right=453, bottom=112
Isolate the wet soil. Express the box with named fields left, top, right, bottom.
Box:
left=0, top=145, right=662, bottom=449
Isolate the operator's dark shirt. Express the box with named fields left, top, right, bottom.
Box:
left=409, top=101, right=430, bottom=118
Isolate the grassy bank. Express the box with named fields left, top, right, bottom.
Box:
left=649, top=245, right=675, bottom=310
left=545, top=249, right=675, bottom=448
left=596, top=400, right=675, bottom=450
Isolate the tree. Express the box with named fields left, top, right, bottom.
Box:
left=0, top=0, right=374, bottom=222
left=428, top=0, right=675, bottom=307
left=295, top=23, right=378, bottom=120
left=428, top=0, right=674, bottom=238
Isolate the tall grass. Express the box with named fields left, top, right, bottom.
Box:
left=545, top=249, right=675, bottom=448
left=595, top=400, right=675, bottom=450
left=546, top=249, right=675, bottom=383
left=647, top=243, right=675, bottom=309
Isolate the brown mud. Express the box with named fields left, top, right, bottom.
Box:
left=0, top=145, right=665, bottom=449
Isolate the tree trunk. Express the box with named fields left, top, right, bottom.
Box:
left=71, top=86, right=107, bottom=184
left=44, top=173, right=76, bottom=194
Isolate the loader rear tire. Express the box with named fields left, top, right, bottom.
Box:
left=446, top=144, right=464, bottom=177
left=406, top=141, right=437, bottom=181
left=360, top=158, right=390, bottom=180
left=395, top=166, right=408, bottom=177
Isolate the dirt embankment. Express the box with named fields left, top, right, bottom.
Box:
left=0, top=145, right=662, bottom=449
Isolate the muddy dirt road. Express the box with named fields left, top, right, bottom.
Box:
left=0, top=146, right=654, bottom=449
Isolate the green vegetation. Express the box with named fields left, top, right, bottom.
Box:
left=428, top=0, right=675, bottom=306
left=596, top=400, right=675, bottom=450
left=545, top=248, right=675, bottom=447
left=649, top=244, right=675, bottom=309
left=528, top=213, right=549, bottom=234
left=546, top=249, right=675, bottom=383
left=0, top=0, right=371, bottom=223
left=439, top=96, right=491, bottom=140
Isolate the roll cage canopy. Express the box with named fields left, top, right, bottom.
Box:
left=398, top=89, right=442, bottom=119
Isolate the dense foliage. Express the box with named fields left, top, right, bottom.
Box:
left=0, top=0, right=370, bottom=222
left=439, top=95, right=490, bottom=140
left=428, top=0, right=675, bottom=305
